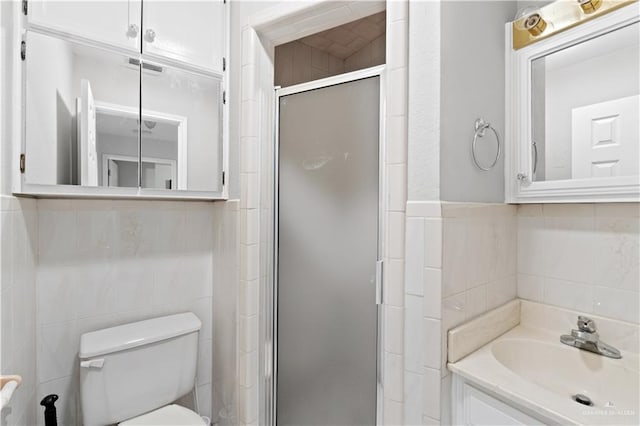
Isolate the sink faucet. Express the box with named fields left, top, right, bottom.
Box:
left=560, top=316, right=622, bottom=359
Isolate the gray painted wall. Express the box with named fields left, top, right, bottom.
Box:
left=408, top=0, right=441, bottom=201
left=439, top=0, right=517, bottom=203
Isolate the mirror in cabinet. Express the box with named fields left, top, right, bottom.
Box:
left=25, top=31, right=140, bottom=188
left=23, top=31, right=224, bottom=195
left=506, top=3, right=640, bottom=202
left=530, top=22, right=639, bottom=183
left=141, top=63, right=222, bottom=192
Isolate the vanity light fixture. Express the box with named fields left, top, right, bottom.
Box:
left=512, top=0, right=637, bottom=50
left=523, top=13, right=548, bottom=36
left=578, top=0, right=603, bottom=13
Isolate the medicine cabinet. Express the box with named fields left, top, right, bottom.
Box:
left=505, top=1, right=639, bottom=203
left=14, top=0, right=228, bottom=199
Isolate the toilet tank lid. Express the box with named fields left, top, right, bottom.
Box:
left=79, top=312, right=201, bottom=359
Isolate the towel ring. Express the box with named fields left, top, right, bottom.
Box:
left=472, top=118, right=501, bottom=171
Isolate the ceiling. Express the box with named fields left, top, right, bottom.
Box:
left=297, top=11, right=386, bottom=60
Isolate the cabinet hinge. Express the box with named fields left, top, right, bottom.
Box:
left=222, top=57, right=226, bottom=72
left=22, top=0, right=27, bottom=16
left=222, top=91, right=226, bottom=105
left=20, top=41, right=26, bottom=61
left=19, top=154, right=25, bottom=174
left=222, top=171, right=225, bottom=186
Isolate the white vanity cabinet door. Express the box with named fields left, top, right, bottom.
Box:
left=462, top=384, right=541, bottom=425
left=453, top=376, right=544, bottom=426
left=27, top=1, right=141, bottom=51
left=142, top=1, right=225, bottom=73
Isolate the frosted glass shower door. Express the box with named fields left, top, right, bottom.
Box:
left=277, top=76, right=380, bottom=425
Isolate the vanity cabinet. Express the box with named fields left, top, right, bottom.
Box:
left=16, top=0, right=228, bottom=199
left=26, top=0, right=226, bottom=73
left=453, top=376, right=544, bottom=425
left=26, top=1, right=142, bottom=51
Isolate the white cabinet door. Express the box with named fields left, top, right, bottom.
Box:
left=142, top=1, right=225, bottom=72
left=27, top=0, right=141, bottom=51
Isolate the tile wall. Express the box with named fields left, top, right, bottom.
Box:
left=344, top=34, right=385, bottom=72
left=274, top=41, right=345, bottom=87
left=212, top=200, right=239, bottom=425
left=34, top=199, right=223, bottom=425
left=404, top=201, right=518, bottom=425
left=518, top=203, right=640, bottom=324
left=274, top=30, right=385, bottom=88
left=382, top=2, right=409, bottom=424
left=0, top=196, right=38, bottom=426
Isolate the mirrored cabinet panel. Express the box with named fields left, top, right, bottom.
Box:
left=141, top=63, right=222, bottom=192
left=25, top=31, right=140, bottom=187
left=530, top=21, right=639, bottom=183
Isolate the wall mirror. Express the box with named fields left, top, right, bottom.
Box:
left=530, top=21, right=638, bottom=183
left=506, top=3, right=639, bottom=202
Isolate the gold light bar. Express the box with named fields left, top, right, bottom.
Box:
left=512, top=0, right=638, bottom=50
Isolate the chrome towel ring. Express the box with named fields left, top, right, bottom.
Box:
left=472, top=118, right=501, bottom=171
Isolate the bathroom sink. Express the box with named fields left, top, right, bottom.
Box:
left=491, top=338, right=639, bottom=413
left=449, top=324, right=640, bottom=425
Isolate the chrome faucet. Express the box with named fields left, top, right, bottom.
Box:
left=560, top=316, right=622, bottom=359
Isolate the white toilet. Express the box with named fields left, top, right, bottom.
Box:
left=79, top=312, right=207, bottom=426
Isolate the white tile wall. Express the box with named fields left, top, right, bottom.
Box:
left=404, top=201, right=518, bottom=425
left=404, top=201, right=442, bottom=424
left=517, top=203, right=640, bottom=324
left=212, top=200, right=240, bottom=424
left=34, top=199, right=225, bottom=425
left=385, top=1, right=409, bottom=424
left=0, top=196, right=38, bottom=426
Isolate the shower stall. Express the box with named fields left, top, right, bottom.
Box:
left=272, top=67, right=384, bottom=425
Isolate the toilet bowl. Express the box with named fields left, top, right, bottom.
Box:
left=119, top=404, right=206, bottom=425
left=79, top=313, right=205, bottom=426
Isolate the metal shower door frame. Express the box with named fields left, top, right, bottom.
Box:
left=269, top=64, right=386, bottom=426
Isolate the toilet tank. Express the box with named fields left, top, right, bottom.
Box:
left=79, top=313, right=201, bottom=426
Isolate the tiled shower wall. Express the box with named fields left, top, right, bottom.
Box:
left=274, top=40, right=345, bottom=87
left=0, top=197, right=38, bottom=426
left=274, top=35, right=385, bottom=88
left=517, top=203, right=639, bottom=324
left=404, top=202, right=517, bottom=425
left=344, top=34, right=385, bottom=72
left=34, top=199, right=224, bottom=425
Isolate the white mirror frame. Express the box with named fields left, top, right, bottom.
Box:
left=505, top=3, right=640, bottom=203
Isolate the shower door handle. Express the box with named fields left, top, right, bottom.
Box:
left=375, top=260, right=383, bottom=305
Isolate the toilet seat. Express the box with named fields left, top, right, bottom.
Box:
left=119, top=404, right=207, bottom=425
